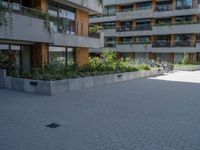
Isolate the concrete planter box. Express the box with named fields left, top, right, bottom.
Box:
left=174, top=65, right=200, bottom=71
left=0, top=68, right=164, bottom=96
left=0, top=69, right=6, bottom=88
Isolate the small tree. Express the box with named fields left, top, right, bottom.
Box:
left=182, top=52, right=190, bottom=64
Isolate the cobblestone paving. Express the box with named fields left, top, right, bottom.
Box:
left=1, top=71, right=200, bottom=150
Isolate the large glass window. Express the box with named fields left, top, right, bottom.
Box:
left=176, top=15, right=192, bottom=22
left=176, top=0, right=192, bottom=9
left=48, top=1, right=76, bottom=34
left=103, top=6, right=116, bottom=16
left=135, top=36, right=151, bottom=44
left=49, top=47, right=75, bottom=65
left=136, top=2, right=152, bottom=10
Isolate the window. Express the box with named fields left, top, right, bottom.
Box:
left=104, top=6, right=116, bottom=16
left=135, top=36, right=151, bottom=44
left=176, top=15, right=192, bottom=22
left=136, top=2, right=152, bottom=10
left=176, top=0, right=192, bottom=9
left=103, top=22, right=116, bottom=29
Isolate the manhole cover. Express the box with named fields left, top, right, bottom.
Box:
left=46, top=123, right=60, bottom=129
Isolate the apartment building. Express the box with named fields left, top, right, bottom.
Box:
left=90, top=0, right=200, bottom=63
left=0, top=0, right=103, bottom=71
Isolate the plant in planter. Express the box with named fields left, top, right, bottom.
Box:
left=0, top=1, right=7, bottom=26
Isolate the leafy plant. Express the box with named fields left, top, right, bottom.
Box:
left=0, top=1, right=7, bottom=26
left=182, top=52, right=190, bottom=65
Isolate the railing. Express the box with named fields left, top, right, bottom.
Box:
left=156, top=4, right=172, bottom=12
left=155, top=20, right=200, bottom=27
left=176, top=5, right=192, bottom=10
left=119, top=8, right=133, bottom=12
left=116, top=25, right=152, bottom=32
left=88, top=32, right=101, bottom=38
left=114, top=40, right=197, bottom=47
left=104, top=42, right=116, bottom=47
left=117, top=41, right=151, bottom=45
left=152, top=40, right=196, bottom=47
left=173, top=41, right=196, bottom=47
left=152, top=41, right=171, bottom=47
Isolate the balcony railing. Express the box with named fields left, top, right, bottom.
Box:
left=152, top=41, right=171, bottom=47
left=152, top=40, right=196, bottom=47
left=176, top=5, right=193, bottom=10
left=155, top=20, right=200, bottom=27
left=117, top=41, right=151, bottom=45
left=116, top=25, right=152, bottom=32
left=156, top=4, right=172, bottom=12
left=104, top=42, right=116, bottom=47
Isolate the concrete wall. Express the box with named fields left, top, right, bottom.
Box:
left=116, top=44, right=152, bottom=52
left=3, top=69, right=164, bottom=95
left=0, top=13, right=52, bottom=43
left=174, top=65, right=200, bottom=71
left=153, top=24, right=200, bottom=35
left=0, top=69, right=6, bottom=88
left=116, top=9, right=153, bottom=21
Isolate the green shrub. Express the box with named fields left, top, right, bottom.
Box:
left=138, top=64, right=151, bottom=70
left=182, top=52, right=190, bottom=65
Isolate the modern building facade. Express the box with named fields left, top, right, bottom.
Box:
left=90, top=0, right=200, bottom=63
left=0, top=0, right=103, bottom=71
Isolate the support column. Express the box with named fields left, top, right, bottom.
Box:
left=133, top=3, right=137, bottom=11
left=75, top=48, right=89, bottom=67
left=169, top=53, right=174, bottom=63
left=30, top=0, right=48, bottom=69
left=191, top=33, right=196, bottom=47
left=193, top=0, right=198, bottom=8
left=75, top=9, right=89, bottom=66
left=32, top=0, right=47, bottom=12
left=31, top=43, right=49, bottom=68
left=152, top=0, right=157, bottom=11
left=172, top=0, right=176, bottom=10
left=149, top=52, right=157, bottom=60
left=189, top=53, right=197, bottom=63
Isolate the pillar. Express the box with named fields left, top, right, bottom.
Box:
left=75, top=9, right=89, bottom=66
left=193, top=0, right=198, bottom=8
left=191, top=33, right=196, bottom=47
left=189, top=53, right=197, bottom=63
left=172, top=0, right=176, bottom=10
left=75, top=48, right=89, bottom=67
left=31, top=43, right=49, bottom=68
left=32, top=0, right=47, bottom=12
left=149, top=52, right=157, bottom=60
left=152, top=0, right=157, bottom=11
left=169, top=53, right=174, bottom=63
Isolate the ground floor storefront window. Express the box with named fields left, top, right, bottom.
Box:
left=49, top=46, right=75, bottom=65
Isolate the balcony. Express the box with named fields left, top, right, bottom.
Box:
left=116, top=41, right=152, bottom=52
left=89, top=15, right=116, bottom=23
left=104, top=0, right=151, bottom=5
left=0, top=2, right=102, bottom=48
left=116, top=9, right=153, bottom=21
left=155, top=4, right=172, bottom=12
left=152, top=41, right=171, bottom=47
left=116, top=25, right=152, bottom=37
left=64, top=0, right=103, bottom=14
left=153, top=7, right=199, bottom=18
left=153, top=21, right=200, bottom=35
left=117, top=25, right=152, bottom=32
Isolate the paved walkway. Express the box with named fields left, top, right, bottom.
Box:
left=1, top=71, right=200, bottom=150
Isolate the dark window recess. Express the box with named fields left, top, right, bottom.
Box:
left=30, top=81, right=38, bottom=86
left=46, top=123, right=61, bottom=129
